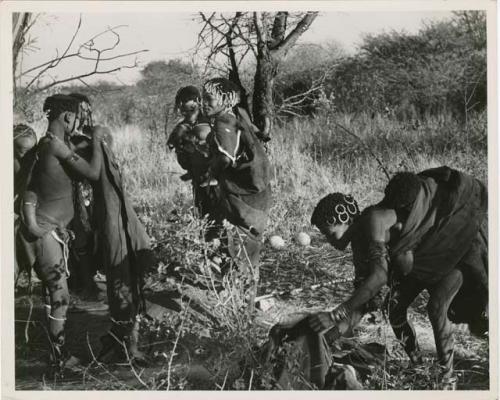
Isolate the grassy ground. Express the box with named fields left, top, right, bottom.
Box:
left=14, top=111, right=489, bottom=390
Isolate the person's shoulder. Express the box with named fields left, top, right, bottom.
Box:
left=214, top=112, right=240, bottom=136
left=215, top=111, right=238, bottom=125
left=366, top=207, right=396, bottom=223
left=41, top=134, right=73, bottom=158
left=37, top=134, right=58, bottom=153
left=363, top=207, right=397, bottom=240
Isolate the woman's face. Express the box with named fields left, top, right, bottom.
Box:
left=320, top=222, right=350, bottom=248
left=14, top=135, right=36, bottom=159
left=202, top=92, right=225, bottom=117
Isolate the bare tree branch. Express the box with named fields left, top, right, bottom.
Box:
left=269, top=11, right=288, bottom=49
left=17, top=19, right=148, bottom=97
left=273, top=11, right=319, bottom=58
left=24, top=14, right=83, bottom=90
left=253, top=12, right=264, bottom=44
left=19, top=48, right=148, bottom=78
left=33, top=58, right=140, bottom=93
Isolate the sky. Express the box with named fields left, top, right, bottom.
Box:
left=19, top=11, right=453, bottom=87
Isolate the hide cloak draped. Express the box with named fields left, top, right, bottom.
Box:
left=92, top=143, right=155, bottom=329
left=389, top=166, right=488, bottom=329
left=209, top=111, right=272, bottom=239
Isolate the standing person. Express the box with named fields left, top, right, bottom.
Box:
left=18, top=94, right=102, bottom=300
left=14, top=124, right=38, bottom=285
left=201, top=77, right=273, bottom=291
left=53, top=97, right=155, bottom=364
left=167, top=85, right=220, bottom=234
left=67, top=92, right=102, bottom=299
left=16, top=94, right=104, bottom=374
left=308, top=166, right=488, bottom=389
left=14, top=123, right=37, bottom=203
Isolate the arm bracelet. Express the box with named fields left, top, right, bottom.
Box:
left=330, top=305, right=350, bottom=323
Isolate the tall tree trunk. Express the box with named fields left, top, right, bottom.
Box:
left=252, top=45, right=277, bottom=139
left=251, top=11, right=318, bottom=139
left=12, top=12, right=31, bottom=98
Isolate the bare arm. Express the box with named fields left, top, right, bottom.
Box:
left=343, top=210, right=395, bottom=311
left=52, top=129, right=104, bottom=181
left=309, top=209, right=396, bottom=333
left=343, top=241, right=389, bottom=311
left=21, top=190, right=46, bottom=238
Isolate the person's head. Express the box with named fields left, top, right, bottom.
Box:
left=13, top=124, right=37, bottom=159
left=311, top=193, right=360, bottom=246
left=382, top=172, right=422, bottom=216
left=68, top=92, right=93, bottom=133
left=175, top=86, right=201, bottom=120
left=43, top=94, right=81, bottom=136
left=202, top=78, right=240, bottom=117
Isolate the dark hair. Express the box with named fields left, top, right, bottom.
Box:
left=68, top=92, right=91, bottom=105
left=311, top=193, right=360, bottom=227
left=175, top=86, right=201, bottom=107
left=383, top=172, right=422, bottom=210
left=43, top=94, right=80, bottom=121
left=13, top=124, right=36, bottom=141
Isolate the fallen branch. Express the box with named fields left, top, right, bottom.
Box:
left=255, top=274, right=355, bottom=303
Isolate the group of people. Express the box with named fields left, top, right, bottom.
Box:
left=13, top=77, right=274, bottom=377
left=307, top=168, right=488, bottom=389
left=167, top=78, right=273, bottom=281
left=14, top=93, right=154, bottom=374
left=13, top=76, right=489, bottom=390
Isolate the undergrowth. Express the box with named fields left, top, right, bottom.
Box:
left=14, top=111, right=488, bottom=390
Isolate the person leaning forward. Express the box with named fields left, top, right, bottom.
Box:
left=309, top=166, right=488, bottom=390
left=16, top=94, right=104, bottom=376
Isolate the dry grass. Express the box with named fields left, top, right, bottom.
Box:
left=15, top=111, right=489, bottom=390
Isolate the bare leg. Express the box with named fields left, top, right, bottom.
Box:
left=34, top=234, right=71, bottom=369
left=388, top=279, right=424, bottom=363
left=427, top=269, right=464, bottom=387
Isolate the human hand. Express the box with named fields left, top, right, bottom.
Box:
left=308, top=311, right=336, bottom=334
left=92, top=126, right=110, bottom=143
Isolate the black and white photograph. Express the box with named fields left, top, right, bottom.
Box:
left=1, top=0, right=497, bottom=395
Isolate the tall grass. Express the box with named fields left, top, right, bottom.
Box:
left=15, top=111, right=488, bottom=390
left=110, top=111, right=487, bottom=240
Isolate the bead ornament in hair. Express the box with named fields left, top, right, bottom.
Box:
left=203, top=78, right=240, bottom=109
left=311, top=193, right=360, bottom=227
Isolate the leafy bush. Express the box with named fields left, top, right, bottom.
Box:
left=274, top=12, right=486, bottom=121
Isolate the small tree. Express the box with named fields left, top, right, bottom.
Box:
left=197, top=11, right=319, bottom=139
